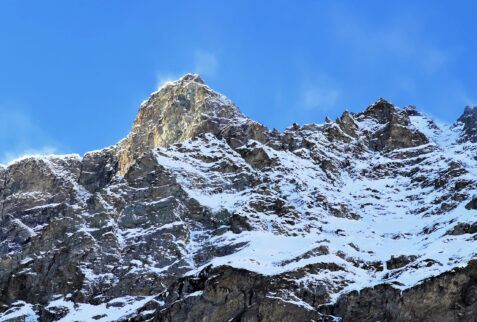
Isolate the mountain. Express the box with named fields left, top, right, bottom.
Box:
left=1, top=74, right=477, bottom=321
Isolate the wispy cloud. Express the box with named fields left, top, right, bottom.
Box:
left=194, top=50, right=219, bottom=77
left=423, top=48, right=448, bottom=74
left=300, top=86, right=340, bottom=111
left=296, top=72, right=342, bottom=111
left=1, top=146, right=58, bottom=165
left=0, top=105, right=59, bottom=165
left=456, top=86, right=477, bottom=107
left=154, top=50, right=218, bottom=90
left=156, top=73, right=182, bottom=90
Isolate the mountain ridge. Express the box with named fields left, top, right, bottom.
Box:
left=1, top=75, right=477, bottom=321
left=0, top=74, right=471, bottom=169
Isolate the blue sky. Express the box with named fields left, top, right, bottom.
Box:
left=1, top=1, right=476, bottom=162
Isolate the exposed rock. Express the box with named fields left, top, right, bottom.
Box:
left=152, top=266, right=331, bottom=322
left=403, top=105, right=420, bottom=116
left=79, top=146, right=119, bottom=192
left=1, top=75, right=477, bottom=321
left=324, top=260, right=477, bottom=322
left=446, top=222, right=477, bottom=235
left=236, top=141, right=275, bottom=169
left=456, top=106, right=477, bottom=143
left=327, top=126, right=351, bottom=144
left=455, top=180, right=473, bottom=191
left=386, top=255, right=418, bottom=270
left=361, top=98, right=397, bottom=124
left=367, top=106, right=428, bottom=151
left=230, top=214, right=253, bottom=233
left=465, top=197, right=477, bottom=210
left=336, top=110, right=358, bottom=138
left=116, top=74, right=271, bottom=175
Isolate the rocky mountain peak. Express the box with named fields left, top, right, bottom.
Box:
left=352, top=98, right=429, bottom=151
left=116, top=74, right=269, bottom=175
left=360, top=98, right=397, bottom=124
left=457, top=105, right=477, bottom=143
left=145, top=73, right=239, bottom=119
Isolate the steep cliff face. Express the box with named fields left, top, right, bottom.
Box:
left=1, top=75, right=477, bottom=321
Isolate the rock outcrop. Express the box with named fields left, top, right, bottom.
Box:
left=358, top=99, right=429, bottom=151
left=1, top=75, right=477, bottom=321
left=457, top=106, right=477, bottom=143
left=323, top=260, right=477, bottom=322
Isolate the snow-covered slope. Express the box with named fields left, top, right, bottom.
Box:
left=1, top=75, right=477, bottom=321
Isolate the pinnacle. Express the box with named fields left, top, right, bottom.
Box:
left=361, top=98, right=396, bottom=124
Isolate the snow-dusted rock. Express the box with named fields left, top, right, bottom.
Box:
left=1, top=75, right=477, bottom=321
left=457, top=106, right=477, bottom=143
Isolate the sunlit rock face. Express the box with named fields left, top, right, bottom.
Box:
left=1, top=75, right=477, bottom=321
left=116, top=74, right=270, bottom=175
